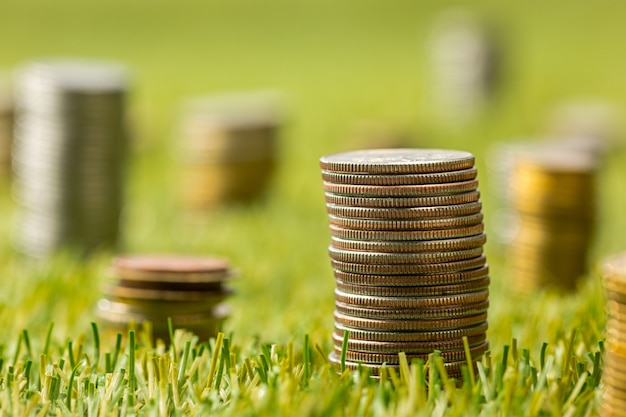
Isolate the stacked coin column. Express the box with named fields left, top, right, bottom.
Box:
left=0, top=93, right=13, bottom=177
left=13, top=60, right=128, bottom=257
left=178, top=93, right=280, bottom=209
left=508, top=149, right=597, bottom=291
left=320, top=149, right=489, bottom=377
left=97, top=255, right=233, bottom=341
left=600, top=253, right=626, bottom=417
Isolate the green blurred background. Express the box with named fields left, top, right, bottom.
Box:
left=0, top=0, right=624, bottom=353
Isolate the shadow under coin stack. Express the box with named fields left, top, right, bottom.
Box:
left=508, top=149, right=597, bottom=292
left=600, top=253, right=626, bottom=417
left=97, top=255, right=233, bottom=341
left=179, top=93, right=280, bottom=209
left=13, top=60, right=128, bottom=257
left=320, top=149, right=489, bottom=378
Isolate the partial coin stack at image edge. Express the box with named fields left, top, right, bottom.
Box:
left=97, top=255, right=234, bottom=342
left=320, top=148, right=489, bottom=377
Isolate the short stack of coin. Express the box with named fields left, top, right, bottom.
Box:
left=12, top=59, right=129, bottom=257
left=320, top=148, right=489, bottom=377
left=178, top=92, right=281, bottom=209
left=600, top=253, right=626, bottom=417
left=508, top=148, right=597, bottom=291
left=97, top=255, right=234, bottom=341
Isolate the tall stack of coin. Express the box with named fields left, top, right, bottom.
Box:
left=600, top=253, right=626, bottom=417
left=320, top=149, right=489, bottom=377
left=97, top=255, right=233, bottom=341
left=508, top=148, right=596, bottom=291
left=178, top=92, right=280, bottom=209
left=13, top=59, right=128, bottom=257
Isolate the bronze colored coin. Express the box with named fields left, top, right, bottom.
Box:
left=319, top=149, right=475, bottom=174
left=117, top=279, right=224, bottom=292
left=328, top=352, right=479, bottom=376
left=323, top=179, right=479, bottom=198
left=324, top=191, right=481, bottom=208
left=332, top=331, right=487, bottom=354
left=335, top=276, right=490, bottom=297
left=102, top=283, right=231, bottom=301
left=331, top=255, right=487, bottom=275
left=335, top=321, right=488, bottom=342
left=98, top=298, right=219, bottom=316
left=603, top=387, right=626, bottom=407
left=329, top=223, right=484, bottom=241
left=331, top=234, right=486, bottom=253
left=334, top=310, right=488, bottom=331
left=321, top=167, right=477, bottom=185
left=329, top=246, right=483, bottom=265
left=325, top=201, right=482, bottom=220
left=335, top=288, right=489, bottom=309
left=333, top=265, right=489, bottom=287
left=113, top=255, right=232, bottom=283
left=96, top=302, right=229, bottom=325
left=335, top=299, right=489, bottom=320
left=335, top=340, right=489, bottom=364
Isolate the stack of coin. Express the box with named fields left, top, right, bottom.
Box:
left=320, top=149, right=489, bottom=377
left=600, top=253, right=626, bottom=417
left=12, top=59, right=128, bottom=257
left=97, top=255, right=234, bottom=341
left=508, top=148, right=597, bottom=291
left=178, top=92, right=281, bottom=209
left=0, top=93, right=13, bottom=177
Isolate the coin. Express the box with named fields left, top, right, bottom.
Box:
left=325, top=201, right=482, bottom=220
left=335, top=340, right=489, bottom=363
left=329, top=223, right=484, bottom=241
left=323, top=179, right=479, bottom=197
left=333, top=265, right=489, bottom=287
left=319, top=149, right=475, bottom=174
left=334, top=299, right=490, bottom=320
left=321, top=167, right=477, bottom=185
left=334, top=310, right=488, bottom=331
left=335, top=288, right=489, bottom=308
left=331, top=234, right=486, bottom=253
left=335, top=276, right=490, bottom=297
left=113, top=255, right=233, bottom=283
left=332, top=331, right=487, bottom=353
left=324, top=191, right=481, bottom=208
left=335, top=320, right=488, bottom=342
left=331, top=255, right=487, bottom=275
left=329, top=246, right=483, bottom=265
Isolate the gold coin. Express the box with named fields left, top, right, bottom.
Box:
left=332, top=331, right=487, bottom=354
left=334, top=299, right=490, bottom=320
left=330, top=234, right=487, bottom=253
left=319, top=149, right=475, bottom=174
left=335, top=321, right=488, bottom=342
left=329, top=223, right=484, bottom=241
left=334, top=288, right=489, bottom=309
left=335, top=276, right=490, bottom=297
left=334, top=310, right=488, bottom=331
left=321, top=167, right=477, bottom=185
left=329, top=246, right=483, bottom=265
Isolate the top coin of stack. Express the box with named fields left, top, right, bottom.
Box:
left=508, top=148, right=597, bottom=292
left=12, top=59, right=128, bottom=257
left=600, top=253, right=626, bottom=417
left=178, top=92, right=281, bottom=209
left=320, top=148, right=489, bottom=377
left=97, top=255, right=234, bottom=342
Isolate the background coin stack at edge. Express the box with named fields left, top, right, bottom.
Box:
left=13, top=59, right=128, bottom=257
left=97, top=255, right=234, bottom=342
left=0, top=89, right=13, bottom=178
left=508, top=148, right=597, bottom=292
left=600, top=253, right=626, bottom=417
left=320, top=148, right=489, bottom=378
left=178, top=92, right=281, bottom=209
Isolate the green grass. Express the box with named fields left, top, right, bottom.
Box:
left=0, top=0, right=625, bottom=414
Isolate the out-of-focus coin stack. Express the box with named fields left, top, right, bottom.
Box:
left=13, top=60, right=128, bottom=257
left=0, top=92, right=13, bottom=177
left=320, top=149, right=489, bottom=378
left=508, top=148, right=597, bottom=291
left=600, top=253, right=626, bottom=417
left=97, top=255, right=234, bottom=341
left=178, top=92, right=281, bottom=209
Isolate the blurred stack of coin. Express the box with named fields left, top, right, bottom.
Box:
left=13, top=59, right=128, bottom=257
left=97, top=255, right=234, bottom=341
left=508, top=148, right=597, bottom=291
left=320, top=149, right=489, bottom=377
left=600, top=253, right=626, bottom=417
left=0, top=93, right=13, bottom=177
left=178, top=92, right=281, bottom=209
